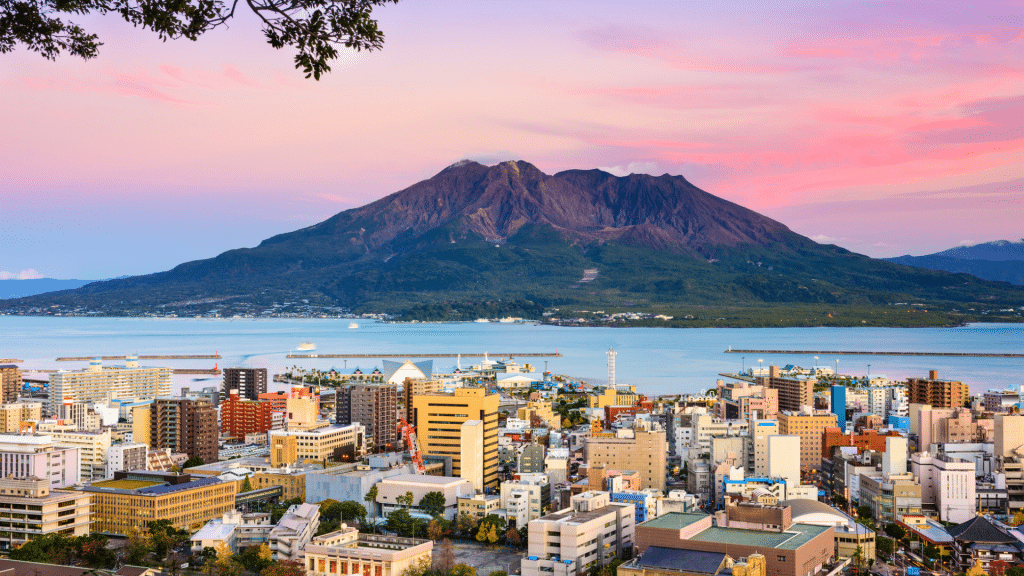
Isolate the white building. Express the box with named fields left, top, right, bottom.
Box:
left=376, top=475, right=473, bottom=520
left=48, top=357, right=172, bottom=416
left=910, top=452, right=976, bottom=523
left=522, top=491, right=635, bottom=576
left=50, top=429, right=111, bottom=482
left=106, top=442, right=148, bottom=477
left=269, top=502, right=320, bottom=560
left=0, top=433, right=81, bottom=488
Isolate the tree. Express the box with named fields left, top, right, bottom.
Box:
left=884, top=523, right=906, bottom=541
left=387, top=507, right=415, bottom=537
left=505, top=526, right=521, bottom=548
left=485, top=524, right=499, bottom=546
left=475, top=524, right=488, bottom=544
left=833, top=493, right=847, bottom=508
left=427, top=519, right=446, bottom=541
left=450, top=565, right=477, bottom=576
left=856, top=505, right=873, bottom=521
left=339, top=500, right=367, bottom=523
left=433, top=538, right=456, bottom=575
left=924, top=544, right=941, bottom=560
left=212, top=542, right=242, bottom=576
left=241, top=476, right=254, bottom=493
left=365, top=484, right=379, bottom=517
left=456, top=513, right=479, bottom=537
left=0, top=0, right=398, bottom=80
left=876, top=536, right=895, bottom=558
left=149, top=519, right=189, bottom=559
left=261, top=560, right=306, bottom=576
left=488, top=572, right=508, bottom=576
left=126, top=525, right=153, bottom=566
left=419, top=491, right=446, bottom=518
left=398, top=490, right=415, bottom=508
left=238, top=543, right=275, bottom=574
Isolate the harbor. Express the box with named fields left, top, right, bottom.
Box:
left=55, top=354, right=222, bottom=361
left=725, top=349, right=1024, bottom=358
left=286, top=352, right=563, bottom=358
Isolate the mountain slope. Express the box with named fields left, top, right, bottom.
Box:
left=5, top=161, right=1024, bottom=314
left=884, top=240, right=1024, bottom=285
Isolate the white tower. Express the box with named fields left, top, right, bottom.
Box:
left=607, top=347, right=617, bottom=388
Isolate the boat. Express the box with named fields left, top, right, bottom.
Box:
left=348, top=323, right=358, bottom=329
left=474, top=318, right=490, bottom=323
left=297, top=342, right=316, bottom=351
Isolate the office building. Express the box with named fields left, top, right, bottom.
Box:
left=304, top=528, right=433, bottom=576
left=50, top=429, right=112, bottom=482
left=747, top=419, right=779, bottom=476
left=221, top=392, right=277, bottom=439
left=522, top=491, right=636, bottom=576
left=106, top=442, right=148, bottom=477
left=222, top=368, right=268, bottom=401
left=0, top=433, right=80, bottom=488
left=501, top=473, right=550, bottom=525
left=778, top=409, right=838, bottom=471
left=758, top=366, right=814, bottom=412
left=411, top=388, right=499, bottom=489
left=335, top=383, right=397, bottom=453
left=0, top=365, right=22, bottom=404
left=830, top=386, right=846, bottom=432
left=48, top=357, right=172, bottom=416
left=0, top=476, right=91, bottom=550
left=0, top=401, right=42, bottom=433
left=715, top=379, right=778, bottom=421
left=907, top=371, right=969, bottom=409
left=457, top=493, right=501, bottom=519
left=82, top=470, right=235, bottom=535
left=859, top=472, right=921, bottom=524
left=268, top=423, right=365, bottom=464
left=376, top=474, right=473, bottom=520
left=151, top=397, right=219, bottom=464
left=403, top=379, right=443, bottom=425
left=585, top=425, right=667, bottom=491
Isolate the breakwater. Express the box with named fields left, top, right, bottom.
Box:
left=55, top=354, right=222, bottom=361
left=0, top=359, right=23, bottom=363
left=286, top=352, right=563, bottom=358
left=24, top=368, right=221, bottom=374
left=725, top=349, right=1024, bottom=358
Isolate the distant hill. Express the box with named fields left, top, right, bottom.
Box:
left=0, top=279, right=96, bottom=300
left=4, top=161, right=1024, bottom=315
left=884, top=240, right=1024, bottom=285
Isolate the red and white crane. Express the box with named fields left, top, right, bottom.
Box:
left=398, top=417, right=425, bottom=474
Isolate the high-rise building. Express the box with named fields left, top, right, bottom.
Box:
left=48, top=357, right=171, bottom=415
left=411, top=387, right=499, bottom=489
left=151, top=397, right=219, bottom=464
left=759, top=366, right=814, bottom=412
left=221, top=392, right=277, bottom=439
left=907, top=370, right=969, bottom=408
left=0, top=365, right=22, bottom=403
left=778, top=409, right=838, bottom=471
left=222, top=368, right=268, bottom=401
left=0, top=401, right=42, bottom=433
left=403, top=378, right=443, bottom=425
left=336, top=383, right=397, bottom=452
left=830, top=385, right=846, bottom=432
left=0, top=433, right=81, bottom=488
left=50, top=429, right=112, bottom=482
left=106, top=442, right=148, bottom=477
left=584, top=425, right=667, bottom=491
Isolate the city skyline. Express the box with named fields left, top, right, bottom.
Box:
left=3, top=1, right=1024, bottom=278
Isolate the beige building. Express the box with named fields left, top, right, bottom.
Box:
left=589, top=386, right=640, bottom=409
left=411, top=388, right=499, bottom=489
left=519, top=400, right=561, bottom=429
left=82, top=470, right=235, bottom=535
left=376, top=474, right=473, bottom=520
left=522, top=491, right=635, bottom=576
left=758, top=366, right=815, bottom=413
left=271, top=435, right=299, bottom=467
left=0, top=476, right=91, bottom=550
left=268, top=423, right=365, bottom=464
left=585, top=426, right=667, bottom=491
left=403, top=379, right=443, bottom=425
left=0, top=402, right=42, bottom=433
left=907, top=371, right=969, bottom=409
left=778, top=409, right=838, bottom=471
left=48, top=357, right=171, bottom=416
left=0, top=365, right=22, bottom=404
left=457, top=493, right=500, bottom=519
left=50, top=429, right=112, bottom=482
left=859, top=472, right=921, bottom=524
left=304, top=528, right=433, bottom=576
left=132, top=404, right=152, bottom=448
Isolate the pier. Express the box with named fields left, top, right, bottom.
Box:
left=286, top=352, right=563, bottom=359
left=725, top=349, right=1024, bottom=358
left=55, top=354, right=222, bottom=361
left=23, top=368, right=221, bottom=374
left=0, top=359, right=23, bottom=364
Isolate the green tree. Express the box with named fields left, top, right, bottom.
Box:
left=398, top=490, right=415, bottom=508
left=419, top=491, right=446, bottom=518
left=456, top=513, right=479, bottom=537
left=365, top=484, right=379, bottom=516
left=0, top=0, right=398, bottom=80
left=126, top=525, right=153, bottom=566
left=241, top=476, right=254, bottom=492
left=339, top=500, right=368, bottom=523
left=833, top=493, right=847, bottom=508
left=450, top=565, right=477, bottom=576
left=387, top=507, right=415, bottom=537
left=884, top=523, right=906, bottom=541
left=488, top=572, right=508, bottom=576
left=237, top=543, right=275, bottom=574
left=924, top=544, right=940, bottom=560
left=876, top=536, right=895, bottom=558
left=856, top=505, right=873, bottom=521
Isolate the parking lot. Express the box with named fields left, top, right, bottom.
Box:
left=448, top=541, right=523, bottom=575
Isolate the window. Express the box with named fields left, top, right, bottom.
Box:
left=778, top=556, right=785, bottom=562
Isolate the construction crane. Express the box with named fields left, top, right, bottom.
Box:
left=398, top=417, right=426, bottom=474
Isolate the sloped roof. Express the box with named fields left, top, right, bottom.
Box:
left=636, top=547, right=728, bottom=575
left=947, top=516, right=1016, bottom=544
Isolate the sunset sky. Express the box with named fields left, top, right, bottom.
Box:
left=2, top=0, right=1024, bottom=279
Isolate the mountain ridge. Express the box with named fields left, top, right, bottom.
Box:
left=884, top=239, right=1024, bottom=285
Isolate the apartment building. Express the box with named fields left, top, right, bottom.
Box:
left=50, top=429, right=112, bottom=482
left=335, top=383, right=397, bottom=453
left=859, top=472, right=922, bottom=524
left=778, top=409, right=838, bottom=471
left=411, top=387, right=499, bottom=489
left=907, top=370, right=969, bottom=408
left=586, top=424, right=668, bottom=492
left=48, top=357, right=171, bottom=415
left=151, top=397, right=219, bottom=464
left=0, top=476, right=91, bottom=550
left=457, top=493, right=501, bottom=519
left=758, top=366, right=814, bottom=413
left=715, top=379, right=778, bottom=421
left=910, top=453, right=976, bottom=523
left=106, top=442, right=148, bottom=477
left=82, top=470, right=235, bottom=535
left=304, top=528, right=433, bottom=576
left=0, top=401, right=42, bottom=433
left=522, top=491, right=636, bottom=576
left=221, top=392, right=277, bottom=439
left=222, top=368, right=268, bottom=401
left=0, top=433, right=80, bottom=488
left=0, top=365, right=22, bottom=404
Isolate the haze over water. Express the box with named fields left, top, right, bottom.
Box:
left=3, top=317, right=1023, bottom=395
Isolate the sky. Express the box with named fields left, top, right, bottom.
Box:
left=2, top=0, right=1024, bottom=279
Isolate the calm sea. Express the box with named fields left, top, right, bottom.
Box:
left=1, top=317, right=1022, bottom=396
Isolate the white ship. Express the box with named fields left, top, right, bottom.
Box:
left=474, top=318, right=490, bottom=323
left=297, top=342, right=316, bottom=351
left=348, top=323, right=359, bottom=329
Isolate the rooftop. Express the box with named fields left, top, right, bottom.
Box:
left=630, top=547, right=730, bottom=576
left=382, top=474, right=469, bottom=486
left=540, top=504, right=628, bottom=525
left=687, top=524, right=832, bottom=550
left=640, top=512, right=711, bottom=531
